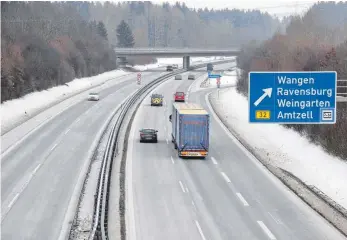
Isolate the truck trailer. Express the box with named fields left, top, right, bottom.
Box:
left=170, top=103, right=210, bottom=158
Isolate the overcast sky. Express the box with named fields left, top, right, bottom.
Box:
left=148, top=0, right=343, bottom=18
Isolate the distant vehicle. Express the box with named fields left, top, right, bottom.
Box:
left=88, top=92, right=99, bottom=101
left=166, top=65, right=173, bottom=71
left=151, top=93, right=164, bottom=106
left=139, top=128, right=158, bottom=143
left=174, top=92, right=185, bottom=102
left=172, top=64, right=178, bottom=69
left=175, top=74, right=182, bottom=80
left=188, top=74, right=195, bottom=80
left=207, top=63, right=213, bottom=71
left=170, top=102, right=209, bottom=158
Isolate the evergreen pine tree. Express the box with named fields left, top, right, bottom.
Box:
left=116, top=20, right=135, bottom=47
left=97, top=21, right=108, bottom=40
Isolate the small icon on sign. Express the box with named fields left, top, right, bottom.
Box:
left=254, top=88, right=272, bottom=107
left=321, top=109, right=333, bottom=121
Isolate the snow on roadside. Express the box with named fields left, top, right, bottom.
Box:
left=210, top=72, right=347, bottom=209
left=201, top=73, right=237, bottom=89
left=1, top=70, right=130, bottom=134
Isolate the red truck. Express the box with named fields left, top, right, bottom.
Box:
left=174, top=92, right=185, bottom=102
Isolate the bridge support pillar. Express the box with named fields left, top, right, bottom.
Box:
left=183, top=56, right=190, bottom=69
left=117, top=57, right=127, bottom=66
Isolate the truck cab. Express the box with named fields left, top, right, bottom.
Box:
left=174, top=92, right=185, bottom=102
left=207, top=63, right=213, bottom=71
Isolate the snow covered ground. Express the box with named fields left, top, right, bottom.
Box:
left=208, top=70, right=347, bottom=210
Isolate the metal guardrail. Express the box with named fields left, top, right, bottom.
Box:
left=88, top=59, right=235, bottom=240
left=337, top=79, right=347, bottom=102
left=337, top=79, right=347, bottom=96
left=114, top=48, right=240, bottom=57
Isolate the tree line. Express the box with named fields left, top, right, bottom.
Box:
left=236, top=1, right=347, bottom=160
left=88, top=1, right=282, bottom=48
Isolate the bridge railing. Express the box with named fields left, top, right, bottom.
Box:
left=337, top=79, right=347, bottom=96
left=113, top=48, right=240, bottom=54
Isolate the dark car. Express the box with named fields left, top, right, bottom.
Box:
left=166, top=65, right=173, bottom=71
left=188, top=74, right=195, bottom=80
left=207, top=63, right=213, bottom=71
left=139, top=129, right=158, bottom=143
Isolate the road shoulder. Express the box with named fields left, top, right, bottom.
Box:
left=206, top=89, right=347, bottom=237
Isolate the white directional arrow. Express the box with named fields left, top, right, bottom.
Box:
left=254, top=88, right=272, bottom=106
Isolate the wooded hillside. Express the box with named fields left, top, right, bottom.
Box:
left=88, top=1, right=281, bottom=48
left=236, top=2, right=347, bottom=159
left=1, top=2, right=117, bottom=102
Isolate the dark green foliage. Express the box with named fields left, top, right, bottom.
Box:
left=97, top=21, right=108, bottom=40
left=116, top=20, right=135, bottom=48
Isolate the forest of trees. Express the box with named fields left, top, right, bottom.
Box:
left=236, top=2, right=347, bottom=159
left=89, top=2, right=281, bottom=48
left=1, top=2, right=118, bottom=102
left=1, top=1, right=282, bottom=103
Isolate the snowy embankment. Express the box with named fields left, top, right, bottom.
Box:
left=0, top=70, right=130, bottom=135
left=0, top=57, right=219, bottom=135
left=208, top=71, right=347, bottom=210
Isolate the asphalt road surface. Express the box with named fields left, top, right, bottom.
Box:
left=1, top=70, right=167, bottom=240
left=125, top=63, right=346, bottom=240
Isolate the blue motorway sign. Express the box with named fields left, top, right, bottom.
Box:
left=248, top=72, right=337, bottom=124
left=208, top=72, right=221, bottom=78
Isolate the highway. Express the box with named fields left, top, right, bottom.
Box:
left=0, top=70, right=167, bottom=240
left=125, top=62, right=346, bottom=240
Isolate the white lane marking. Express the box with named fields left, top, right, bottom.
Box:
left=195, top=220, right=207, bottom=240
left=5, top=163, right=42, bottom=216
left=32, top=164, right=41, bottom=174
left=257, top=221, right=277, bottom=240
left=211, top=157, right=218, bottom=164
left=236, top=192, right=249, bottom=206
left=64, top=128, right=70, bottom=135
left=179, top=181, right=186, bottom=193
left=192, top=200, right=196, bottom=209
left=221, top=172, right=231, bottom=183
left=8, top=193, right=19, bottom=209
left=186, top=187, right=189, bottom=193
left=50, top=143, right=58, bottom=152
left=171, top=156, right=175, bottom=164
left=164, top=126, right=167, bottom=132
left=166, top=139, right=169, bottom=144
left=268, top=212, right=283, bottom=225
left=75, top=118, right=80, bottom=123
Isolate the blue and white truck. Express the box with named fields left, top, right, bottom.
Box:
left=169, top=103, right=210, bottom=158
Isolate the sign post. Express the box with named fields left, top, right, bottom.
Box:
left=248, top=71, right=337, bottom=124
left=137, top=73, right=141, bottom=85
left=216, top=77, right=221, bottom=88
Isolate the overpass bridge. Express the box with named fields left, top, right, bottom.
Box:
left=114, top=48, right=240, bottom=69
